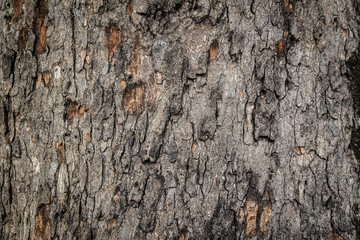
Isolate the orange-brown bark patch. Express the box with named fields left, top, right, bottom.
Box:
left=123, top=83, right=145, bottom=115
left=113, top=194, right=120, bottom=202
left=85, top=133, right=91, bottom=141
left=55, top=142, right=64, bottom=160
left=105, top=23, right=121, bottom=61
left=34, top=0, right=48, bottom=55
left=13, top=0, right=23, bottom=18
left=283, top=31, right=289, bottom=38
left=239, top=207, right=245, bottom=224
left=284, top=0, right=293, bottom=13
left=19, top=27, right=28, bottom=50
left=78, top=105, right=85, bottom=118
left=329, top=232, right=342, bottom=240
left=260, top=205, right=271, bottom=232
left=35, top=205, right=51, bottom=240
left=36, top=73, right=42, bottom=88
left=296, top=146, right=305, bottom=156
left=66, top=99, right=87, bottom=121
left=275, top=39, right=285, bottom=58
left=43, top=71, right=50, bottom=87
left=67, top=101, right=78, bottom=121
left=245, top=199, right=258, bottom=236
left=209, top=40, right=219, bottom=61
left=120, top=80, right=127, bottom=91
left=107, top=219, right=117, bottom=231
left=126, top=0, right=133, bottom=14
left=192, top=143, right=197, bottom=153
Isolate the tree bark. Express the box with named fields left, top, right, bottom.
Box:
left=1, top=0, right=360, bottom=239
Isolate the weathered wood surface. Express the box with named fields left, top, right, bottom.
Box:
left=1, top=0, right=360, bottom=239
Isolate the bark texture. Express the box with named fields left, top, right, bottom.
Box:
left=1, top=0, right=360, bottom=239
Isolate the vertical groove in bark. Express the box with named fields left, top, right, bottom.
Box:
left=1, top=0, right=360, bottom=239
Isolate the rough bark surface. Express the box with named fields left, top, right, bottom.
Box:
left=1, top=0, right=360, bottom=239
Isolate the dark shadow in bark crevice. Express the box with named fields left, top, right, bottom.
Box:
left=346, top=46, right=360, bottom=162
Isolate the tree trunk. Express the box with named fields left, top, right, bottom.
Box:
left=1, top=0, right=360, bottom=239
